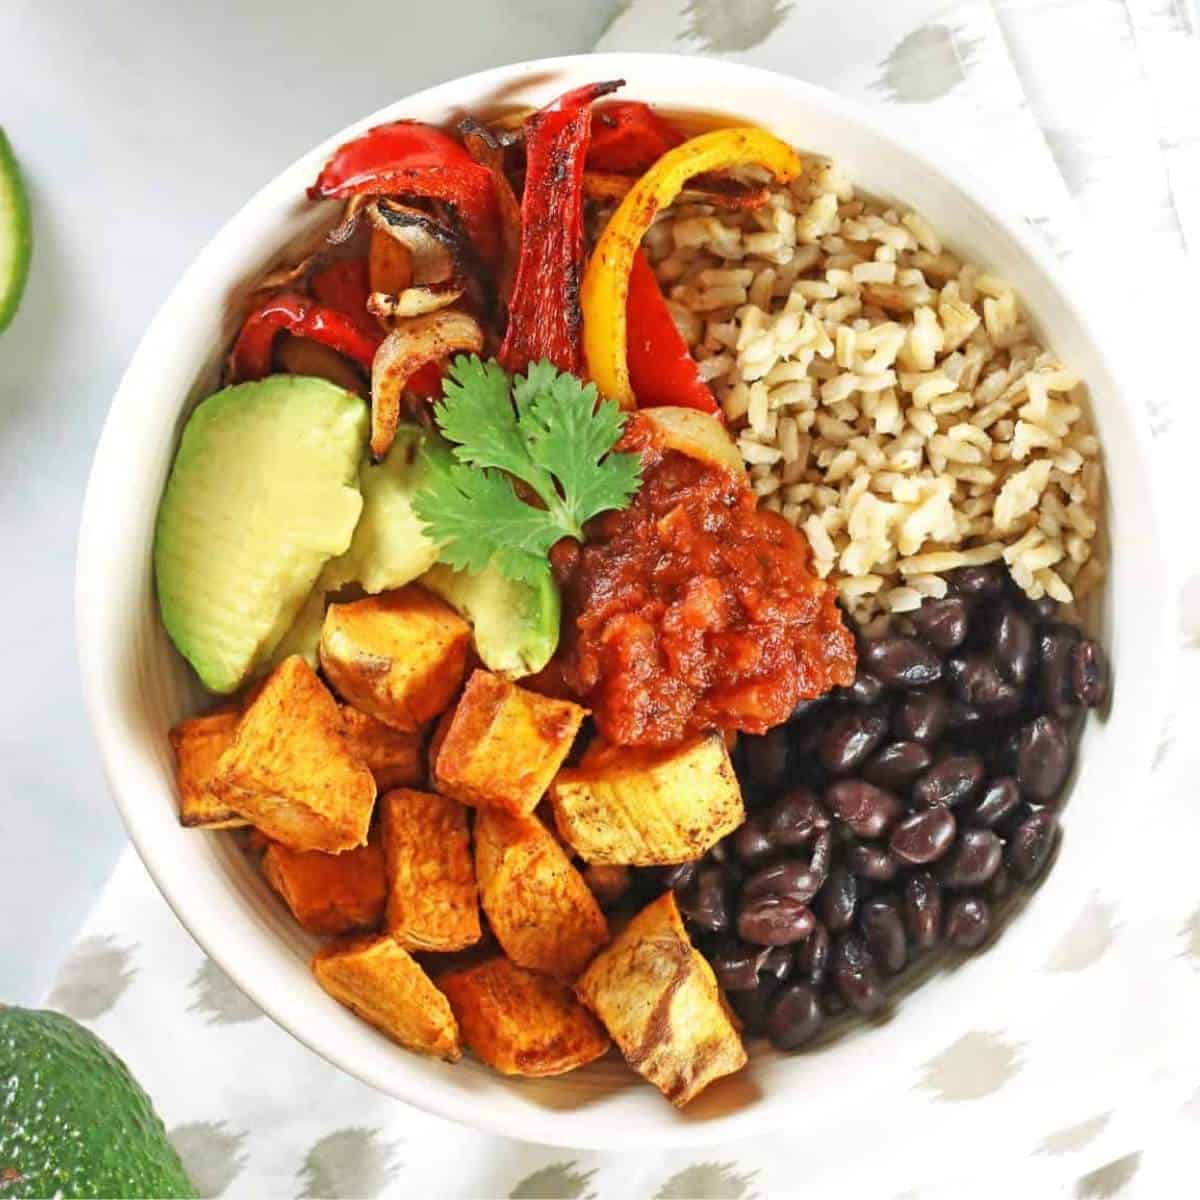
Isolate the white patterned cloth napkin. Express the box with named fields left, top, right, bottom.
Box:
left=49, top=3, right=1200, bottom=1196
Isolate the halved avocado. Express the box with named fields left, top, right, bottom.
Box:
left=154, top=375, right=367, bottom=693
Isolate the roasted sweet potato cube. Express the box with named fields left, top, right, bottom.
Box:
left=474, top=808, right=608, bottom=981
left=550, top=733, right=744, bottom=865
left=439, top=957, right=610, bottom=1077
left=575, top=891, right=746, bottom=1107
left=319, top=587, right=470, bottom=732
left=169, top=709, right=247, bottom=828
left=339, top=705, right=424, bottom=790
left=378, top=788, right=480, bottom=951
left=432, top=670, right=586, bottom=816
left=311, top=935, right=460, bottom=1061
left=213, top=656, right=376, bottom=853
left=262, top=837, right=387, bottom=935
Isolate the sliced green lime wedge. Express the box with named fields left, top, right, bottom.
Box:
left=0, top=128, right=32, bottom=333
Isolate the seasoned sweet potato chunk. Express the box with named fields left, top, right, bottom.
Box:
left=169, top=709, right=246, bottom=828
left=319, top=587, right=470, bottom=731
left=262, top=837, right=387, bottom=935
left=474, top=808, right=608, bottom=981
left=440, top=957, right=609, bottom=1077
left=432, top=670, right=586, bottom=816
left=549, top=733, right=743, bottom=865
left=378, top=788, right=480, bottom=952
left=311, top=935, right=460, bottom=1061
left=213, top=656, right=376, bottom=853
left=575, top=892, right=746, bottom=1107
left=339, top=705, right=424, bottom=790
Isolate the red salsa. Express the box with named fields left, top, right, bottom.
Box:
left=553, top=417, right=856, bottom=747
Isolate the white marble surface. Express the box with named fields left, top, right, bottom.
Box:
left=0, top=0, right=615, bottom=1006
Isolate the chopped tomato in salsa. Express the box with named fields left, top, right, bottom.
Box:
left=553, top=416, right=856, bottom=747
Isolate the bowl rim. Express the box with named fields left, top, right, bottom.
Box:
left=76, top=51, right=1175, bottom=1149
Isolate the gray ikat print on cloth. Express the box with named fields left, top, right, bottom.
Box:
left=1074, top=1151, right=1142, bottom=1199
left=1044, top=895, right=1121, bottom=973
left=187, top=958, right=262, bottom=1025
left=509, top=1161, right=597, bottom=1199
left=874, top=23, right=981, bottom=103
left=46, top=934, right=138, bottom=1020
left=653, top=1162, right=758, bottom=1199
left=168, top=1121, right=249, bottom=1198
left=917, top=1030, right=1024, bottom=1101
left=679, top=0, right=792, bottom=53
left=1037, top=1112, right=1113, bottom=1156
left=296, top=1128, right=401, bottom=1199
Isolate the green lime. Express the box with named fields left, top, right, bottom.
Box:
left=0, top=128, right=32, bottom=334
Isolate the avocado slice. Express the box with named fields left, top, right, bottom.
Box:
left=154, top=375, right=367, bottom=694
left=0, top=1006, right=196, bottom=1198
left=421, top=561, right=560, bottom=678
left=321, top=423, right=439, bottom=594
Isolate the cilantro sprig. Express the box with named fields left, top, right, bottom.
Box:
left=412, top=356, right=642, bottom=586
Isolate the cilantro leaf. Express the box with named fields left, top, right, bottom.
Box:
left=414, top=357, right=643, bottom=585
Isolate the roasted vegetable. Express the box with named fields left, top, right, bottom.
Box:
left=338, top=706, right=424, bottom=790
left=585, top=101, right=683, bottom=174
left=439, top=957, right=609, bottom=1077
left=575, top=891, right=746, bottom=1106
left=262, top=837, right=387, bottom=935
left=168, top=709, right=246, bottom=829
left=497, top=81, right=622, bottom=375
left=550, top=732, right=744, bottom=865
left=432, top=670, right=586, bottom=817
left=319, top=587, right=471, bottom=732
left=581, top=126, right=802, bottom=408
left=213, top=656, right=376, bottom=854
left=378, top=787, right=480, bottom=952
left=474, top=808, right=608, bottom=981
left=312, top=935, right=461, bottom=1061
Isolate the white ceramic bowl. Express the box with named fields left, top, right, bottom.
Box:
left=77, top=54, right=1172, bottom=1148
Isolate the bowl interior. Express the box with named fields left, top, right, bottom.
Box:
left=77, top=54, right=1170, bottom=1148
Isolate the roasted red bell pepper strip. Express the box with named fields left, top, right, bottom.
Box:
left=497, top=80, right=623, bottom=376
left=586, top=101, right=684, bottom=174
left=310, top=258, right=377, bottom=335
left=229, top=292, right=382, bottom=382
left=308, top=121, right=499, bottom=266
left=405, top=361, right=443, bottom=400
left=626, top=248, right=719, bottom=415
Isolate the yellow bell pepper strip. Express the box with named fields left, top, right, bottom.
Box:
left=581, top=127, right=802, bottom=410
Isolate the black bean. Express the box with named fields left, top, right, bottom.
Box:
left=946, top=655, right=1022, bottom=715
left=816, top=864, right=858, bottom=932
left=890, top=806, right=957, bottom=865
left=729, top=979, right=778, bottom=1036
left=743, top=727, right=790, bottom=792
left=766, top=982, right=825, bottom=1051
left=863, top=740, right=933, bottom=790
left=1015, top=716, right=1072, bottom=802
left=825, top=779, right=903, bottom=838
left=892, top=688, right=949, bottom=744
left=947, top=563, right=1007, bottom=600
left=766, top=787, right=829, bottom=847
left=732, top=814, right=775, bottom=866
left=945, top=698, right=986, bottom=732
left=1072, top=639, right=1110, bottom=708
left=744, top=859, right=825, bottom=905
left=903, top=871, right=943, bottom=950
left=659, top=861, right=698, bottom=892
left=1007, top=810, right=1058, bottom=882
left=1039, top=624, right=1081, bottom=718
left=790, top=695, right=830, bottom=723
left=758, top=945, right=795, bottom=986
left=819, top=708, right=890, bottom=774
left=987, top=865, right=1014, bottom=901
left=738, top=895, right=816, bottom=946
left=820, top=989, right=848, bottom=1018
left=678, top=865, right=730, bottom=932
left=938, top=829, right=1003, bottom=888
left=911, top=596, right=970, bottom=653
left=845, top=841, right=900, bottom=882
left=945, top=895, right=992, bottom=949
left=832, top=932, right=886, bottom=1015
left=708, top=937, right=765, bottom=991
left=965, top=777, right=1022, bottom=828
left=861, top=636, right=943, bottom=688
left=797, top=921, right=831, bottom=988
left=992, top=605, right=1036, bottom=685
left=860, top=895, right=908, bottom=974
left=844, top=673, right=885, bottom=706
left=912, top=753, right=986, bottom=809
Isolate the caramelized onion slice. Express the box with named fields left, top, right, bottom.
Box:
left=370, top=310, right=484, bottom=459
left=459, top=117, right=521, bottom=304
left=640, top=406, right=745, bottom=476
left=368, top=283, right=464, bottom=322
